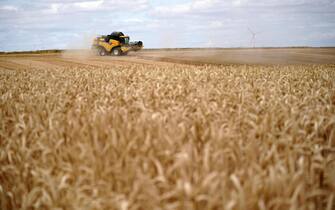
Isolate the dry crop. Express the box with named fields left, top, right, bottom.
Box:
left=1, top=63, right=335, bottom=210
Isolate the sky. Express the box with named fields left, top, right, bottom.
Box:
left=0, top=0, right=335, bottom=51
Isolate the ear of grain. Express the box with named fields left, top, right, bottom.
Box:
left=0, top=63, right=334, bottom=210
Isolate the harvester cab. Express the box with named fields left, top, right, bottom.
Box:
left=92, top=32, right=143, bottom=56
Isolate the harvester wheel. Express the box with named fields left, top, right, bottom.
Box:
left=98, top=47, right=108, bottom=56
left=112, top=47, right=121, bottom=56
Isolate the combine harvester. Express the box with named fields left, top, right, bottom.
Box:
left=92, top=32, right=143, bottom=56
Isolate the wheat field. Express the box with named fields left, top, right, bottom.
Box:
left=1, top=61, right=335, bottom=210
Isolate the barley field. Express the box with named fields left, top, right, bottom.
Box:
left=1, top=52, right=335, bottom=210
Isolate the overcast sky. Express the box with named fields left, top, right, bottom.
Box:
left=0, top=0, right=335, bottom=51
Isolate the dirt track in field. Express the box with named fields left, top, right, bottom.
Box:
left=0, top=53, right=174, bottom=70
left=0, top=48, right=334, bottom=70
left=136, top=48, right=335, bottom=65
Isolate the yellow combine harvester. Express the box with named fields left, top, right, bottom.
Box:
left=92, top=32, right=143, bottom=56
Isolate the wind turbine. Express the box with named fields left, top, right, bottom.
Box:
left=248, top=27, right=257, bottom=48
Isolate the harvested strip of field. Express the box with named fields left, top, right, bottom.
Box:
left=1, top=62, right=335, bottom=210
left=0, top=53, right=175, bottom=70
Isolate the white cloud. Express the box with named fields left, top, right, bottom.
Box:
left=193, top=0, right=218, bottom=9
left=0, top=5, right=18, bottom=12
left=48, top=4, right=61, bottom=14
left=43, top=0, right=104, bottom=14
left=38, top=0, right=148, bottom=15
left=151, top=0, right=220, bottom=16
left=209, top=21, right=224, bottom=29
left=74, top=0, right=104, bottom=10
left=153, top=4, right=190, bottom=15
left=232, top=0, right=246, bottom=7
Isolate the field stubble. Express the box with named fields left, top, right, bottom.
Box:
left=1, top=62, right=335, bottom=210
